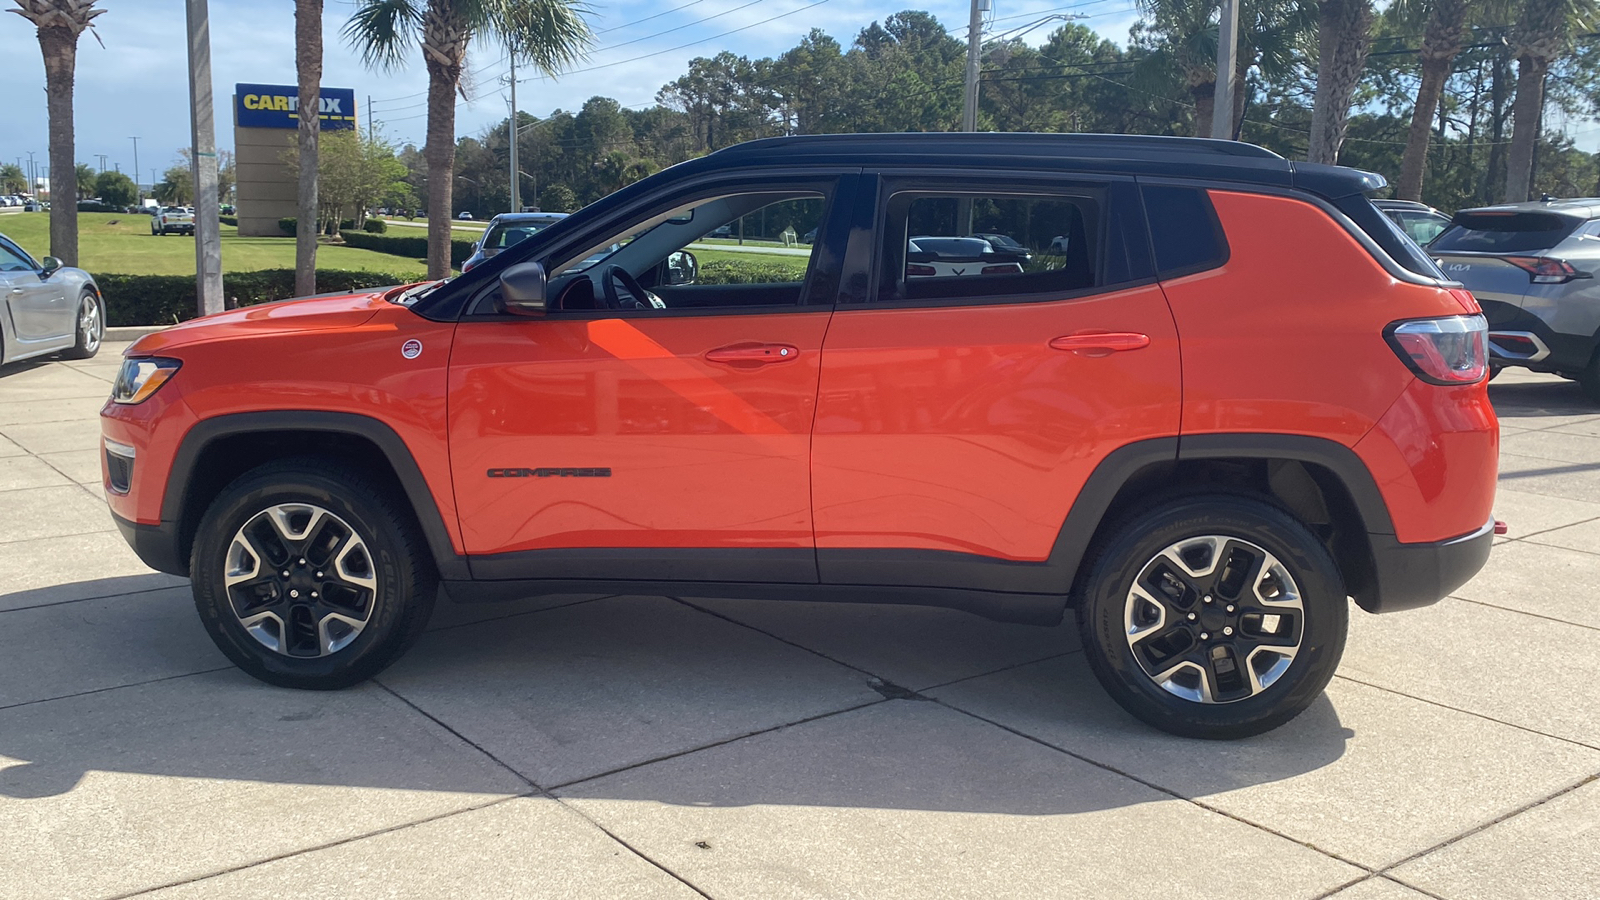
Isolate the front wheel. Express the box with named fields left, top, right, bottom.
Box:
left=1075, top=495, right=1348, bottom=739
left=59, top=292, right=102, bottom=359
left=190, top=458, right=436, bottom=689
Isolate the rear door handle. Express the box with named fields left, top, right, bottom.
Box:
left=1049, top=332, right=1150, bottom=357
left=705, top=343, right=801, bottom=366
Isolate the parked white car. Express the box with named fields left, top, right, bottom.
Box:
left=152, top=207, right=195, bottom=236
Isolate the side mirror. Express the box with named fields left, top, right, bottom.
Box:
left=499, top=261, right=548, bottom=316
left=39, top=256, right=62, bottom=278
left=666, top=250, right=698, bottom=286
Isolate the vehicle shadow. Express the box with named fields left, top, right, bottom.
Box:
left=1489, top=375, right=1598, bottom=419
left=0, top=588, right=1353, bottom=813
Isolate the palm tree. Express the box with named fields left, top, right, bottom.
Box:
left=1503, top=0, right=1595, bottom=201
left=8, top=0, right=104, bottom=266
left=1394, top=0, right=1469, bottom=200
left=74, top=161, right=96, bottom=199
left=1132, top=0, right=1219, bottom=137
left=1307, top=0, right=1374, bottom=164
left=295, top=0, right=322, bottom=297
left=344, top=0, right=590, bottom=280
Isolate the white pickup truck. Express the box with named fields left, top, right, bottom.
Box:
left=152, top=206, right=195, bottom=236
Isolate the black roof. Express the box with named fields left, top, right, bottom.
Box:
left=1456, top=198, right=1600, bottom=220
left=703, top=132, right=1385, bottom=200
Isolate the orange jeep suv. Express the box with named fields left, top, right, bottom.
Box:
left=102, top=134, right=1498, bottom=738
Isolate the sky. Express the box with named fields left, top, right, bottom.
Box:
left=0, top=0, right=1143, bottom=189
left=2, top=0, right=1592, bottom=191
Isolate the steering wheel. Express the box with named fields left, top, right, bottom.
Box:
left=601, top=265, right=665, bottom=311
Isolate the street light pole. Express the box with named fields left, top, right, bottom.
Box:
left=1212, top=0, right=1239, bottom=140
left=185, top=0, right=223, bottom=315
left=961, top=0, right=984, bottom=132
left=129, top=136, right=141, bottom=202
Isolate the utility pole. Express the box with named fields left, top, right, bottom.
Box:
left=186, top=0, right=223, bottom=315
left=508, top=54, right=521, bottom=213
left=961, top=0, right=985, bottom=132
left=26, top=151, right=36, bottom=194
left=129, top=136, right=141, bottom=202
left=95, top=153, right=107, bottom=172
left=1212, top=0, right=1239, bottom=140
left=366, top=94, right=374, bottom=139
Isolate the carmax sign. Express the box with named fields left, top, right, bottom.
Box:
left=235, top=83, right=357, bottom=130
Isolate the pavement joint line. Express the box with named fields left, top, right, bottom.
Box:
left=1448, top=594, right=1600, bottom=633
left=913, top=647, right=1084, bottom=694
left=369, top=679, right=716, bottom=899
left=1519, top=534, right=1600, bottom=558
left=1309, top=874, right=1451, bottom=900
left=0, top=581, right=188, bottom=616
left=1368, top=771, right=1600, bottom=887
left=0, top=527, right=116, bottom=547
left=424, top=593, right=620, bottom=635
left=669, top=595, right=883, bottom=680
left=547, top=697, right=891, bottom=793
left=109, top=792, right=534, bottom=900
left=0, top=666, right=234, bottom=713
left=1331, top=673, right=1600, bottom=753
left=930, top=698, right=1375, bottom=873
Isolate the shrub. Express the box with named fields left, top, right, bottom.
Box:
left=363, top=217, right=386, bottom=233
left=219, top=215, right=237, bottom=226
left=340, top=230, right=476, bottom=268
left=697, top=257, right=810, bottom=285
left=97, top=268, right=420, bottom=326
left=77, top=201, right=122, bottom=213
left=278, top=217, right=297, bottom=237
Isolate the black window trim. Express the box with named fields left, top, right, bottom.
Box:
left=460, top=168, right=860, bottom=322
left=854, top=171, right=1141, bottom=312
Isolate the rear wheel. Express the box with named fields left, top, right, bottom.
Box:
left=190, top=458, right=436, bottom=689
left=1076, top=495, right=1348, bottom=739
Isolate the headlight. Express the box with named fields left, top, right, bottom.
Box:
left=112, top=357, right=182, bottom=404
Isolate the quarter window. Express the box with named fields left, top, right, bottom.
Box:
left=876, top=192, right=1102, bottom=304
left=1141, top=185, right=1228, bottom=276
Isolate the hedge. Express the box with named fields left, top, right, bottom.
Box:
left=697, top=258, right=809, bottom=285
left=98, top=268, right=418, bottom=326
left=340, top=230, right=476, bottom=267
left=277, top=217, right=358, bottom=237
left=363, top=218, right=386, bottom=233
left=219, top=215, right=237, bottom=226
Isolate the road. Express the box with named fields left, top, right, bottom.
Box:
left=1, top=351, right=1598, bottom=899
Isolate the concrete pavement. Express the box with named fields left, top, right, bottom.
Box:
left=2, top=350, right=1598, bottom=899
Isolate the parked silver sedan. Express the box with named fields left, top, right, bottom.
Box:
left=0, top=232, right=104, bottom=364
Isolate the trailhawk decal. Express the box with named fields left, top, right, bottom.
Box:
left=487, top=467, right=613, bottom=478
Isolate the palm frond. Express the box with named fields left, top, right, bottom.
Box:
left=488, top=0, right=593, bottom=75
left=343, top=0, right=424, bottom=71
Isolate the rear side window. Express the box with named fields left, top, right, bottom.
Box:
left=876, top=191, right=1101, bottom=304
left=1432, top=212, right=1582, bottom=254
left=1141, top=185, right=1227, bottom=277
left=1332, top=194, right=1446, bottom=280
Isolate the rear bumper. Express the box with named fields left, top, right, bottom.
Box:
left=1359, top=518, right=1494, bottom=614
left=112, top=511, right=189, bottom=577
left=1480, top=299, right=1597, bottom=372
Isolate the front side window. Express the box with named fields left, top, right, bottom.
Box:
left=876, top=192, right=1101, bottom=304
left=546, top=189, right=829, bottom=312
left=0, top=240, right=35, bottom=272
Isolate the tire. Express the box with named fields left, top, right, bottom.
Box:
left=1075, top=495, right=1348, bottom=739
left=60, top=292, right=103, bottom=360
left=190, top=457, right=437, bottom=690
left=1580, top=355, right=1600, bottom=403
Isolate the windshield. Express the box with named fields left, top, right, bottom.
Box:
left=483, top=221, right=553, bottom=250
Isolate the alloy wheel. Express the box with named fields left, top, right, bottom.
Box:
left=1123, top=535, right=1304, bottom=704
left=223, top=503, right=379, bottom=658
left=79, top=297, right=101, bottom=353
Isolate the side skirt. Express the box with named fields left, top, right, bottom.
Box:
left=441, top=578, right=1071, bottom=626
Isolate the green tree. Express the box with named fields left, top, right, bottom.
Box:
left=537, top=182, right=576, bottom=212
left=94, top=170, right=136, bottom=206
left=343, top=0, right=591, bottom=279
left=153, top=163, right=193, bottom=205
left=74, top=162, right=96, bottom=199
left=287, top=131, right=409, bottom=232
left=1504, top=0, right=1597, bottom=201
left=0, top=164, right=24, bottom=193
left=9, top=0, right=106, bottom=266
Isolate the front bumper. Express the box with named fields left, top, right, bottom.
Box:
left=1359, top=518, right=1494, bottom=614
left=112, top=511, right=189, bottom=577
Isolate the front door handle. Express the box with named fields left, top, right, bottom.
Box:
left=705, top=343, right=800, bottom=366
left=1049, top=332, right=1150, bottom=357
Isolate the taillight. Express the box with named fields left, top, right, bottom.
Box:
left=1386, top=315, right=1488, bottom=385
left=1503, top=256, right=1582, bottom=284
left=980, top=264, right=1019, bottom=275
left=906, top=264, right=936, bottom=277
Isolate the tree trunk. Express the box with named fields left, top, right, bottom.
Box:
left=294, top=0, right=322, bottom=298
left=1397, top=55, right=1452, bottom=200
left=423, top=64, right=458, bottom=280
left=37, top=25, right=79, bottom=267
left=1307, top=0, right=1373, bottom=165
left=1504, top=55, right=1548, bottom=203
left=1483, top=50, right=1510, bottom=203
left=1191, top=81, right=1215, bottom=139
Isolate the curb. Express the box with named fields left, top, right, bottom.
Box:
left=106, top=326, right=170, bottom=341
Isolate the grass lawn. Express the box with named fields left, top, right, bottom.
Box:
left=0, top=212, right=429, bottom=278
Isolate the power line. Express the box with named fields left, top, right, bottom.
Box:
left=595, top=0, right=710, bottom=34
